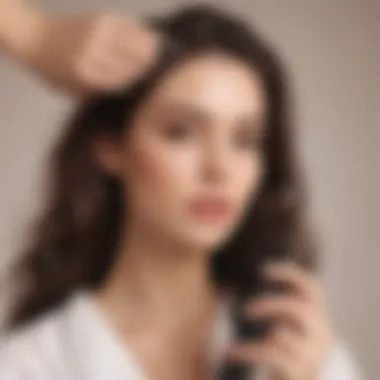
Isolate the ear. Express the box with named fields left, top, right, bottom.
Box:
left=91, top=133, right=125, bottom=177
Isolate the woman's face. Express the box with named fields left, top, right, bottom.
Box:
left=107, top=52, right=267, bottom=251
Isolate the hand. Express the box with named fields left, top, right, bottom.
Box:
left=3, top=7, right=163, bottom=96
left=224, top=262, right=334, bottom=380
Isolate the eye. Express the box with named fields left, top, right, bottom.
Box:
left=161, top=120, right=197, bottom=142
left=234, top=128, right=265, bottom=151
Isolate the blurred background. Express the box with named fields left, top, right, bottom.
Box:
left=0, top=0, right=378, bottom=377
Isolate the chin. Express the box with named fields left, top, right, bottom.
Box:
left=175, top=219, right=237, bottom=252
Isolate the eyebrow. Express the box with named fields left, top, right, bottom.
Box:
left=157, top=100, right=266, bottom=130
left=158, top=101, right=211, bottom=120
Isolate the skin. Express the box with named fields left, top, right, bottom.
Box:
left=0, top=0, right=162, bottom=96
left=92, top=52, right=334, bottom=380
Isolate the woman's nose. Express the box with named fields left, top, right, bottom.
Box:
left=200, top=141, right=232, bottom=184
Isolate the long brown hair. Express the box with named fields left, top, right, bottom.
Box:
left=7, top=4, right=317, bottom=329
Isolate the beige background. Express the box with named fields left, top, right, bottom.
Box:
left=0, top=0, right=379, bottom=378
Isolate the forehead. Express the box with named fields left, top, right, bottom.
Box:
left=144, top=52, right=267, bottom=120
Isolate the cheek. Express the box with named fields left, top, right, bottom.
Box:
left=131, top=149, right=170, bottom=188
left=235, top=153, right=265, bottom=205
left=124, top=138, right=196, bottom=210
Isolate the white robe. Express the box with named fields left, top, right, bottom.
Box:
left=0, top=288, right=362, bottom=379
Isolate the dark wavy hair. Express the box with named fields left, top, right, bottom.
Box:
left=7, top=4, right=318, bottom=329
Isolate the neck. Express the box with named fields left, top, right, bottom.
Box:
left=95, top=220, right=225, bottom=332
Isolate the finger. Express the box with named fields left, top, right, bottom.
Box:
left=90, top=47, right=143, bottom=78
left=89, top=14, right=161, bottom=67
left=268, top=327, right=331, bottom=380
left=112, top=19, right=163, bottom=64
left=245, top=296, right=318, bottom=334
left=263, top=262, right=323, bottom=306
left=112, top=39, right=159, bottom=74
left=75, top=57, right=139, bottom=92
left=224, top=342, right=298, bottom=379
left=268, top=325, right=305, bottom=356
left=79, top=42, right=153, bottom=90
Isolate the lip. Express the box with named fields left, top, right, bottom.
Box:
left=188, top=196, right=235, bottom=222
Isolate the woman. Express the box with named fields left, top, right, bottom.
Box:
left=0, top=3, right=361, bottom=380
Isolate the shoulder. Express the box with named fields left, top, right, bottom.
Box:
left=0, top=292, right=84, bottom=379
left=320, top=339, right=363, bottom=380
